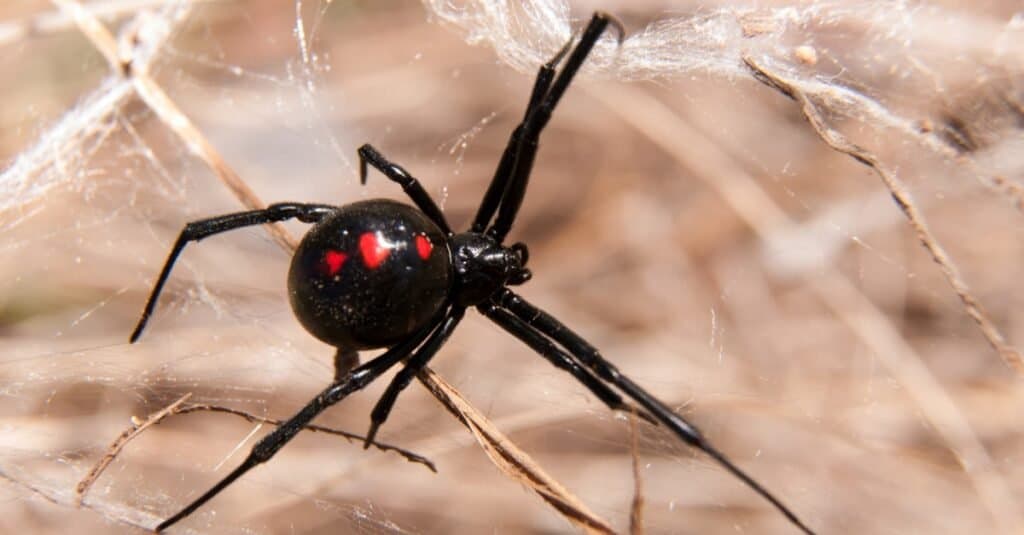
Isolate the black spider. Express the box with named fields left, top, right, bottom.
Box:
left=130, top=13, right=814, bottom=534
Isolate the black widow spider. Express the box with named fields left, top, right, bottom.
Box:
left=130, top=12, right=814, bottom=534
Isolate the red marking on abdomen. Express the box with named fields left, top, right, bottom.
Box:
left=360, top=232, right=390, bottom=269
left=320, top=250, right=348, bottom=276
left=415, top=235, right=433, bottom=260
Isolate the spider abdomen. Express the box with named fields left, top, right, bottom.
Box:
left=288, top=199, right=452, bottom=350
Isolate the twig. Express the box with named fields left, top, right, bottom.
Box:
left=76, top=395, right=436, bottom=506
left=587, top=82, right=1024, bottom=535
left=418, top=368, right=617, bottom=535
left=628, top=411, right=645, bottom=535
left=0, top=0, right=215, bottom=47
left=175, top=403, right=436, bottom=472
left=743, top=55, right=1024, bottom=375
left=53, top=0, right=296, bottom=252
left=75, top=393, right=193, bottom=506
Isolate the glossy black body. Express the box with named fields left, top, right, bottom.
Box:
left=288, top=200, right=451, bottom=349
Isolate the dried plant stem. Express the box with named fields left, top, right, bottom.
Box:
left=743, top=56, right=1024, bottom=375
left=811, top=271, right=1022, bottom=534
left=75, top=393, right=193, bottom=505
left=0, top=1, right=214, bottom=47
left=174, top=403, right=437, bottom=471
left=628, top=412, right=645, bottom=535
left=57, top=1, right=613, bottom=532
left=588, top=83, right=1024, bottom=534
left=75, top=394, right=437, bottom=505
left=53, top=0, right=296, bottom=252
left=418, top=368, right=617, bottom=535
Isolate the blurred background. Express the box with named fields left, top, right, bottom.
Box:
left=2, top=0, right=1024, bottom=533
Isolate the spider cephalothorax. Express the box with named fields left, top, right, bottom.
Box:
left=449, top=233, right=530, bottom=306
left=130, top=12, right=815, bottom=534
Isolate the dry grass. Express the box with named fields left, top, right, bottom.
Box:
left=2, top=1, right=1023, bottom=534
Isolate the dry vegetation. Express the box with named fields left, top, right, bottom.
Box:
left=2, top=1, right=1023, bottom=534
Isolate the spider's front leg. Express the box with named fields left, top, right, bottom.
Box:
left=357, top=143, right=452, bottom=235
left=478, top=301, right=654, bottom=423
left=475, top=12, right=624, bottom=242
left=470, top=32, right=574, bottom=233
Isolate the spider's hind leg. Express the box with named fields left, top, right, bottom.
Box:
left=490, top=289, right=816, bottom=535
left=478, top=298, right=652, bottom=423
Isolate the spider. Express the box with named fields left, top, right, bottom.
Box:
left=130, top=12, right=814, bottom=534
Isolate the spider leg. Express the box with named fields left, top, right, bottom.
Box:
left=357, top=144, right=452, bottom=235
left=477, top=301, right=653, bottom=423
left=154, top=321, right=439, bottom=533
left=485, top=12, right=624, bottom=243
left=470, top=35, right=574, bottom=232
left=130, top=203, right=339, bottom=343
left=362, top=306, right=466, bottom=448
left=492, top=289, right=816, bottom=535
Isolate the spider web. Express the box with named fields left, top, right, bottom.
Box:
left=2, top=0, right=1024, bottom=533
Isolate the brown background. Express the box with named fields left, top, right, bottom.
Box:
left=2, top=1, right=1023, bottom=533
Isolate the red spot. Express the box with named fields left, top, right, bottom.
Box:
left=415, top=235, right=433, bottom=260
left=360, top=232, right=390, bottom=269
left=321, top=250, right=348, bottom=275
